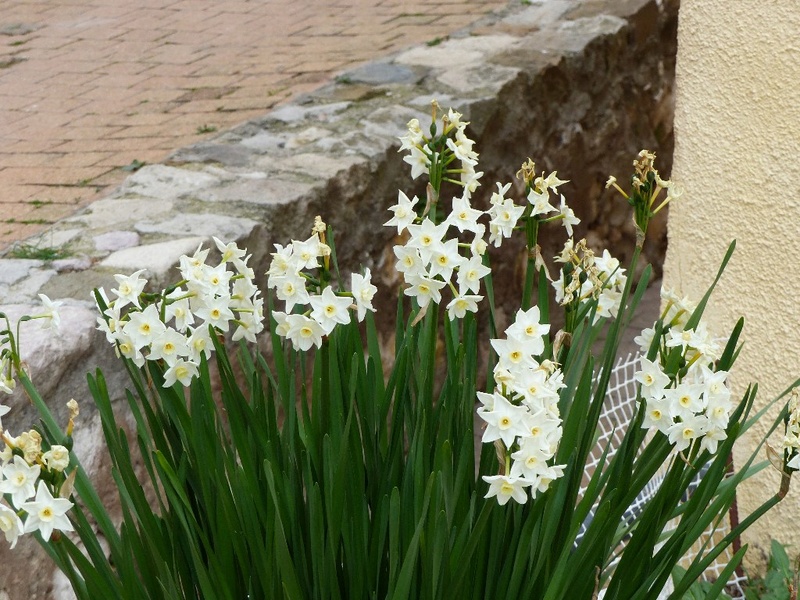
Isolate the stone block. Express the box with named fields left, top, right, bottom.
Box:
left=339, top=62, right=422, bottom=85
left=192, top=177, right=315, bottom=205
left=115, top=164, right=220, bottom=199
left=99, top=236, right=207, bottom=285
left=395, top=35, right=519, bottom=68
left=70, top=197, right=174, bottom=230
left=134, top=213, right=259, bottom=242
left=93, top=230, right=141, bottom=252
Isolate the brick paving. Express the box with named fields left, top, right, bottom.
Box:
left=0, top=0, right=506, bottom=251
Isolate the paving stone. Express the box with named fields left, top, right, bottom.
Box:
left=437, top=62, right=520, bottom=93
left=239, top=131, right=291, bottom=153
left=52, top=255, right=92, bottom=272
left=0, top=267, right=56, bottom=303
left=134, top=213, right=259, bottom=241
left=72, top=197, right=175, bottom=229
left=266, top=101, right=351, bottom=124
left=394, top=35, right=519, bottom=68
left=2, top=302, right=96, bottom=402
left=93, top=230, right=141, bottom=252
left=0, top=259, right=43, bottom=286
left=265, top=153, right=363, bottom=179
left=499, top=1, right=574, bottom=28
left=168, top=142, right=255, bottom=167
left=116, top=164, right=221, bottom=199
left=340, top=62, right=422, bottom=85
left=192, top=177, right=315, bottom=205
left=99, top=236, right=208, bottom=283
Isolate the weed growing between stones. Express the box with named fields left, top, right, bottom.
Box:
left=0, top=102, right=798, bottom=599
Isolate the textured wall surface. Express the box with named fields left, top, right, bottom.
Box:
left=663, top=1, right=800, bottom=568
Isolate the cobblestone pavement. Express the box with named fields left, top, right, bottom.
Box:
left=0, top=0, right=506, bottom=250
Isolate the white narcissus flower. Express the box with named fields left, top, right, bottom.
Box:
left=115, top=332, right=146, bottom=368
left=271, top=312, right=291, bottom=338
left=445, top=293, right=482, bottom=321
left=394, top=246, right=425, bottom=277
left=665, top=382, right=706, bottom=420
left=445, top=193, right=483, bottom=234
left=194, top=298, right=235, bottom=333
left=595, top=249, right=625, bottom=287
left=666, top=413, right=709, bottom=453
left=514, top=369, right=559, bottom=411
left=273, top=273, right=310, bottom=313
left=42, top=446, right=70, bottom=472
left=510, top=437, right=554, bottom=477
left=111, top=269, right=147, bottom=310
left=634, top=357, right=670, bottom=400
left=0, top=501, right=24, bottom=548
left=164, top=289, right=195, bottom=333
left=384, top=191, right=420, bottom=234
left=505, top=306, right=549, bottom=356
left=490, top=335, right=537, bottom=376
left=232, top=311, right=263, bottom=344
left=186, top=326, right=213, bottom=364
left=398, top=118, right=424, bottom=152
left=285, top=314, right=325, bottom=352
left=162, top=359, right=199, bottom=388
left=122, top=305, right=167, bottom=351
left=482, top=474, right=529, bottom=506
left=488, top=197, right=524, bottom=245
left=406, top=218, right=448, bottom=265
left=700, top=425, right=728, bottom=455
left=557, top=195, right=580, bottom=237
left=460, top=166, right=483, bottom=196
left=0, top=403, right=9, bottom=427
left=403, top=146, right=431, bottom=180
left=267, top=243, right=297, bottom=284
left=37, top=294, right=63, bottom=331
left=527, top=188, right=556, bottom=216
left=428, top=238, right=464, bottom=282
left=456, top=255, right=491, bottom=295
left=213, top=237, right=246, bottom=267
left=0, top=455, right=41, bottom=508
left=204, top=263, right=233, bottom=298
left=291, top=234, right=323, bottom=270
left=309, top=287, right=352, bottom=334
left=148, top=328, right=190, bottom=366
left=641, top=396, right=673, bottom=434
left=478, top=393, right=531, bottom=449
left=21, top=481, right=74, bottom=542
left=403, top=273, right=446, bottom=308
left=351, top=269, right=378, bottom=322
left=634, top=326, right=656, bottom=354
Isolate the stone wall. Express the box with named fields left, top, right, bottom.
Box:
left=0, top=0, right=678, bottom=597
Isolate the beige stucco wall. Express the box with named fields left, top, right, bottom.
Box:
left=663, top=2, right=800, bottom=567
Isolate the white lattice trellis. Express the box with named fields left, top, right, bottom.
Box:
left=584, top=353, right=746, bottom=599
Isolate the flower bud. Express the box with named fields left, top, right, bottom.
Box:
left=43, top=445, right=70, bottom=472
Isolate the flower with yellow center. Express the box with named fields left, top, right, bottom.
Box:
left=21, top=481, right=74, bottom=542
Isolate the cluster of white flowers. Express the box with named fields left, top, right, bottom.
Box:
left=782, top=389, right=800, bottom=470
left=0, top=297, right=75, bottom=547
left=553, top=239, right=627, bottom=321
left=387, top=188, right=491, bottom=320
left=97, top=237, right=263, bottom=387
left=267, top=217, right=377, bottom=351
left=634, top=290, right=731, bottom=454
left=399, top=105, right=483, bottom=195
left=488, top=164, right=575, bottom=248
left=0, top=398, right=77, bottom=548
left=477, top=306, right=566, bottom=505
